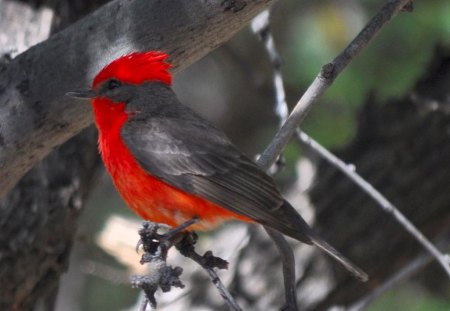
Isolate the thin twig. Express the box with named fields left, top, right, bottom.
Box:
left=251, top=9, right=288, bottom=125
left=264, top=227, right=298, bottom=311
left=253, top=0, right=450, bottom=298
left=140, top=297, right=149, bottom=311
left=252, top=0, right=450, bottom=292
left=252, top=10, right=298, bottom=311
left=296, top=131, right=450, bottom=277
left=176, top=233, right=243, bottom=311
left=347, top=254, right=431, bottom=311
left=346, top=236, right=449, bottom=311
left=204, top=264, right=243, bottom=311
left=257, top=0, right=413, bottom=170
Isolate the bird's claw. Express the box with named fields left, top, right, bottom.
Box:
left=137, top=218, right=199, bottom=258
left=161, top=216, right=199, bottom=242
left=135, top=239, right=143, bottom=253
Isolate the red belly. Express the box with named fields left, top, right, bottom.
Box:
left=100, top=131, right=251, bottom=231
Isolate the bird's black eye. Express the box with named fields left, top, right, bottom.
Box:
left=107, top=79, right=121, bottom=90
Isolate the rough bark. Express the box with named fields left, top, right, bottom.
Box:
left=0, top=0, right=278, bottom=200
left=0, top=128, right=100, bottom=311
left=0, top=1, right=104, bottom=310
left=306, top=45, right=450, bottom=310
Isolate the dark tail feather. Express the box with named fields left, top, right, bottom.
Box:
left=310, top=234, right=368, bottom=282
left=276, top=201, right=368, bottom=282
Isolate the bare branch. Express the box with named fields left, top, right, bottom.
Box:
left=251, top=0, right=450, bottom=307
left=257, top=0, right=413, bottom=170
left=175, top=227, right=242, bottom=311
left=296, top=131, right=450, bottom=276
left=179, top=246, right=242, bottom=311
left=252, top=9, right=297, bottom=311
left=251, top=9, right=288, bottom=125
left=264, top=227, right=298, bottom=311
left=0, top=0, right=280, bottom=199
left=251, top=0, right=450, bottom=292
left=346, top=236, right=449, bottom=311
left=347, top=254, right=431, bottom=311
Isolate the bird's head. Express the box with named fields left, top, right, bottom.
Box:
left=67, top=51, right=172, bottom=129
left=68, top=51, right=172, bottom=102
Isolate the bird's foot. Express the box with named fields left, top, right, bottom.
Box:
left=135, top=217, right=199, bottom=258
left=162, top=216, right=199, bottom=241
left=132, top=219, right=198, bottom=309
left=135, top=221, right=170, bottom=261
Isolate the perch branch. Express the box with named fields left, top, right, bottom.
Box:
left=264, top=227, right=298, bottom=311
left=251, top=1, right=450, bottom=308
left=176, top=233, right=243, bottom=311
left=252, top=9, right=297, bottom=311
left=344, top=236, right=449, bottom=310
left=257, top=0, right=414, bottom=170
left=252, top=0, right=450, bottom=285
left=296, top=131, right=450, bottom=276
left=347, top=253, right=431, bottom=311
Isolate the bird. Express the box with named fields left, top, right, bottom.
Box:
left=67, top=51, right=367, bottom=282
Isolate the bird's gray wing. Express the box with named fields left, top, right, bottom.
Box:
left=121, top=114, right=313, bottom=241
left=126, top=114, right=372, bottom=279
left=122, top=115, right=372, bottom=279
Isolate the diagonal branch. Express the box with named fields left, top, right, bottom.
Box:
left=252, top=0, right=450, bottom=291
left=345, top=236, right=449, bottom=311
left=252, top=9, right=298, bottom=311
left=296, top=131, right=450, bottom=276
left=257, top=0, right=413, bottom=170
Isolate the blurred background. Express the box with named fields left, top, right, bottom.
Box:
left=2, top=0, right=450, bottom=310
left=57, top=1, right=449, bottom=310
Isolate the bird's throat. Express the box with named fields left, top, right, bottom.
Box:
left=91, top=98, right=128, bottom=135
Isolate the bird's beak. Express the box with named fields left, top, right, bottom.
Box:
left=66, top=89, right=95, bottom=100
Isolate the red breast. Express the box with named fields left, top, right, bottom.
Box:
left=92, top=97, right=250, bottom=230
